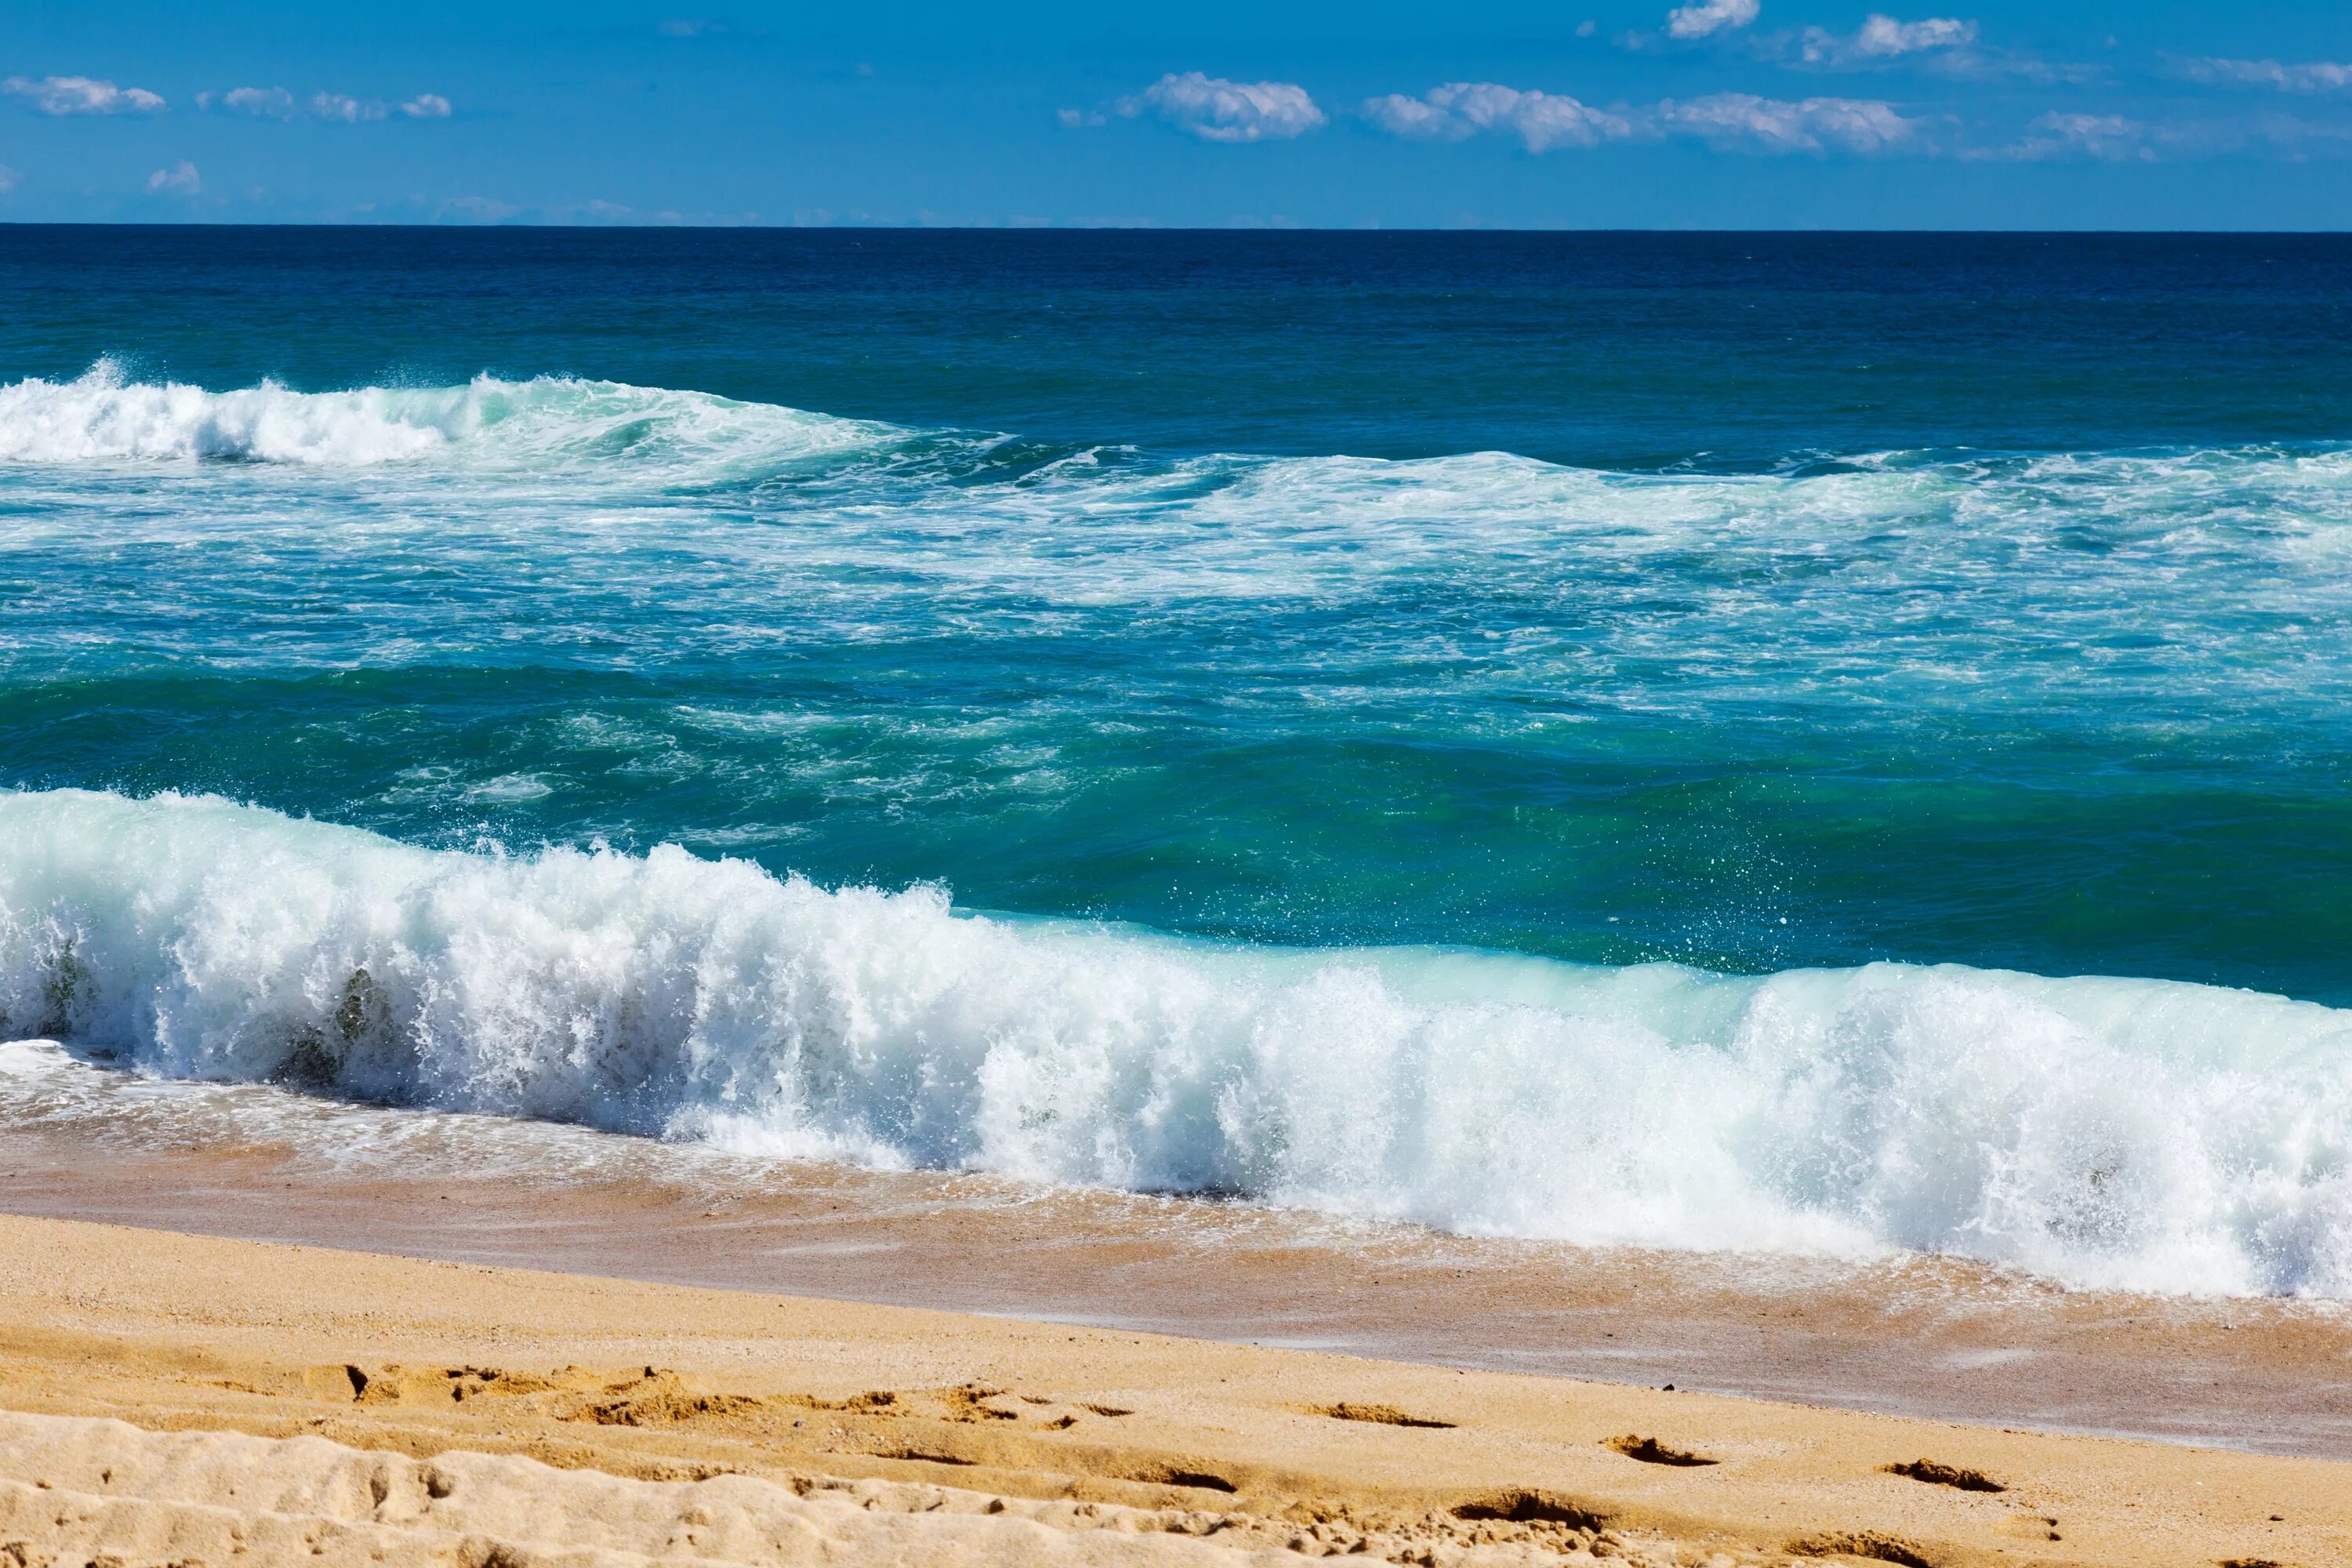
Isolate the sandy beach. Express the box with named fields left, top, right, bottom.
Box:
left=5, top=1058, right=2349, bottom=1463
left=0, top=1210, right=2343, bottom=1568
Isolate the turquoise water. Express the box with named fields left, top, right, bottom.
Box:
left=3, top=229, right=2351, bottom=1294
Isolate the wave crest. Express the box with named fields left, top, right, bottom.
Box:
left=5, top=789, right=2351, bottom=1298
left=0, top=361, right=888, bottom=470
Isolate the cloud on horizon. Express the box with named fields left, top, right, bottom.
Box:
left=4, top=75, right=165, bottom=115
left=2003, top=112, right=2150, bottom=162
left=2175, top=57, right=2352, bottom=94
left=209, top=86, right=299, bottom=118
left=145, top=159, right=200, bottom=194
left=1963, top=107, right=2352, bottom=162
left=1363, top=82, right=1636, bottom=151
left=1094, top=61, right=2352, bottom=169
left=1661, top=91, right=1920, bottom=152
left=1363, top=83, right=1920, bottom=157
left=1115, top=73, right=1326, bottom=143
left=200, top=87, right=454, bottom=122
left=311, top=93, right=384, bottom=122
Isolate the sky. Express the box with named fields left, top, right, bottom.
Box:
left=2, top=2, right=2351, bottom=228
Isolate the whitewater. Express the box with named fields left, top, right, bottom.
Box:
left=5, top=362, right=2352, bottom=1301
left=5, top=787, right=2350, bottom=1300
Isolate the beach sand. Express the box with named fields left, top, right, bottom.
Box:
left=5, top=1094, right=2350, bottom=1461
left=0, top=1212, right=2343, bottom=1568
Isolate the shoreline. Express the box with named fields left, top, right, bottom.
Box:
left=0, top=1211, right=2345, bottom=1568
left=4, top=1091, right=2349, bottom=1461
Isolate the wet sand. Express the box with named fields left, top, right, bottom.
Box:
left=3, top=1105, right=2349, bottom=1461
left=2, top=1210, right=2348, bottom=1568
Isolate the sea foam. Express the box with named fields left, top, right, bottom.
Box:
left=5, top=788, right=2349, bottom=1298
left=0, top=362, right=886, bottom=471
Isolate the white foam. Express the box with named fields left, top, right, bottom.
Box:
left=0, top=361, right=887, bottom=470
left=5, top=788, right=2350, bottom=1298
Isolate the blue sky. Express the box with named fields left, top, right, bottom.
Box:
left=3, top=2, right=2350, bottom=227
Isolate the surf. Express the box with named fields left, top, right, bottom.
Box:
left=0, top=361, right=891, bottom=472
left=5, top=787, right=2349, bottom=1299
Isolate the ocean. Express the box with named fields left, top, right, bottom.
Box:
left=3, top=227, right=2351, bottom=1303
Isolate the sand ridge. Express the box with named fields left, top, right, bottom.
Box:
left=0, top=1410, right=1405, bottom=1568
left=0, top=1214, right=2343, bottom=1567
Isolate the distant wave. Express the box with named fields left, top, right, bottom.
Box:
left=5, top=788, right=2350, bottom=1298
left=13, top=361, right=2350, bottom=485
left=0, top=361, right=890, bottom=470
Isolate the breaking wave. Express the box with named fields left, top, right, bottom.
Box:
left=5, top=789, right=2350, bottom=1298
left=0, top=361, right=889, bottom=471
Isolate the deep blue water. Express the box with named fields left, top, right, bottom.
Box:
left=4, top=227, right=2350, bottom=998
left=6, top=227, right=2350, bottom=467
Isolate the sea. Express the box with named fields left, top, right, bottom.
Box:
left=4, top=227, right=2351, bottom=1312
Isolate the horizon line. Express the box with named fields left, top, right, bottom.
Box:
left=2, top=221, right=2350, bottom=237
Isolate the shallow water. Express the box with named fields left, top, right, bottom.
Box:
left=6, top=1037, right=2350, bottom=1460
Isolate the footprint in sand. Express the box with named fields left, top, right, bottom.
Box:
left=1316, top=1403, right=1457, bottom=1429
left=1606, top=1435, right=1717, bottom=1468
left=1786, top=1530, right=1935, bottom=1566
left=1883, top=1458, right=2005, bottom=1494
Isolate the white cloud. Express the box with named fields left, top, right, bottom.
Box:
left=310, top=92, right=387, bottom=122
left=1969, top=112, right=2153, bottom=162
left=4, top=75, right=165, bottom=115
left=2027, top=111, right=2151, bottom=160
left=1118, top=72, right=1326, bottom=143
left=2177, top=58, right=2352, bottom=94
left=1800, top=14, right=1977, bottom=65
left=1363, top=94, right=1456, bottom=138
left=1660, top=92, right=1918, bottom=153
left=207, top=85, right=299, bottom=118
left=1358, top=82, right=1918, bottom=158
left=202, top=85, right=448, bottom=122
left=2042, top=111, right=2154, bottom=159
left=146, top=160, right=201, bottom=195
left=1363, top=82, right=1636, bottom=151
left=1666, top=0, right=1759, bottom=42
left=1853, top=13, right=1976, bottom=56
left=1961, top=108, right=2352, bottom=163
left=0, top=165, right=17, bottom=194
left=1056, top=107, right=1106, bottom=129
